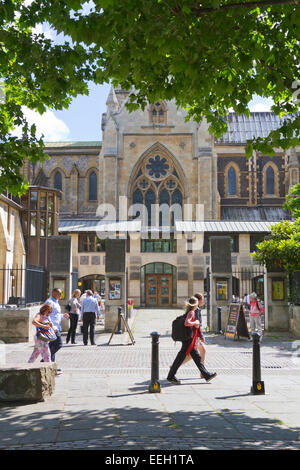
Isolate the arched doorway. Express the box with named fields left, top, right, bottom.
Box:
left=78, top=274, right=105, bottom=296
left=141, top=263, right=176, bottom=307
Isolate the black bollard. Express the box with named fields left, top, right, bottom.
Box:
left=217, top=307, right=222, bottom=333
left=148, top=331, right=161, bottom=393
left=115, top=306, right=122, bottom=334
left=251, top=332, right=265, bottom=395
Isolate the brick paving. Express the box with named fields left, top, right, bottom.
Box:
left=1, top=308, right=300, bottom=451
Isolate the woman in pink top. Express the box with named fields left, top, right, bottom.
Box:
left=167, top=297, right=217, bottom=385
left=182, top=293, right=206, bottom=376
left=249, top=292, right=264, bottom=337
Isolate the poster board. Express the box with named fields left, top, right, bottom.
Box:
left=108, top=279, right=121, bottom=300
left=216, top=279, right=228, bottom=300
left=225, top=303, right=250, bottom=340
left=272, top=279, right=284, bottom=300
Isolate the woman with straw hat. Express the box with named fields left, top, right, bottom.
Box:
left=167, top=296, right=217, bottom=385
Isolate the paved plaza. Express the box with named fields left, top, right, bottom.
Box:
left=1, top=308, right=300, bottom=451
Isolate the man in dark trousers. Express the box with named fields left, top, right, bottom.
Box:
left=81, top=290, right=100, bottom=345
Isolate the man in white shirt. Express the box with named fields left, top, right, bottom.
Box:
left=81, top=290, right=100, bottom=345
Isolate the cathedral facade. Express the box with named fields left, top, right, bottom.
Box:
left=26, top=87, right=299, bottom=307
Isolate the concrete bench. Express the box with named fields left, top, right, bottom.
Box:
left=0, top=306, right=41, bottom=343
left=0, top=362, right=57, bottom=402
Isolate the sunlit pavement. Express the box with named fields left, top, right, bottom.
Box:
left=1, top=308, right=300, bottom=450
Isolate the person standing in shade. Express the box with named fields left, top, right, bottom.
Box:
left=167, top=296, right=217, bottom=385
left=44, top=288, right=69, bottom=370
left=81, top=290, right=100, bottom=345
left=66, top=289, right=81, bottom=344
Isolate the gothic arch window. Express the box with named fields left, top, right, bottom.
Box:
left=263, top=162, right=278, bottom=197
left=149, top=102, right=167, bottom=124
left=88, top=171, right=98, bottom=201
left=54, top=170, right=62, bottom=199
left=130, top=146, right=184, bottom=228
left=228, top=167, right=237, bottom=196
left=266, top=166, right=275, bottom=195
left=225, top=163, right=240, bottom=197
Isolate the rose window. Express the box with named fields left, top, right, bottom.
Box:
left=146, top=155, right=170, bottom=180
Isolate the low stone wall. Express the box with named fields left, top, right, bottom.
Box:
left=290, top=305, right=300, bottom=338
left=0, top=306, right=41, bottom=343
left=0, top=363, right=57, bottom=402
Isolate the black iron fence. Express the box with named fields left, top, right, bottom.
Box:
left=232, top=266, right=265, bottom=301
left=289, top=272, right=300, bottom=305
left=0, top=265, right=47, bottom=307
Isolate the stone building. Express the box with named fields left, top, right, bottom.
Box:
left=26, top=87, right=299, bottom=308
left=0, top=192, right=26, bottom=305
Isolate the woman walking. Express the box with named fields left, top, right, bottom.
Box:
left=167, top=296, right=217, bottom=385
left=66, top=289, right=81, bottom=344
left=28, top=304, right=54, bottom=363
left=181, top=293, right=207, bottom=377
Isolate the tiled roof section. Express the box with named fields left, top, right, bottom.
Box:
left=217, top=112, right=300, bottom=144
left=44, top=141, right=101, bottom=148
left=59, top=219, right=141, bottom=233
left=33, top=169, right=49, bottom=187
left=175, top=220, right=278, bottom=233
left=221, top=207, right=289, bottom=222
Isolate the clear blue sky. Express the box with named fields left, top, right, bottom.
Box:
left=49, top=82, right=110, bottom=142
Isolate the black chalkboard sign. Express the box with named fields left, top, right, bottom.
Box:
left=225, top=303, right=250, bottom=340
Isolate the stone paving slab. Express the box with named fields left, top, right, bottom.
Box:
left=0, top=308, right=300, bottom=451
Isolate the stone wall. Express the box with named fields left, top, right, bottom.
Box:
left=0, top=363, right=57, bottom=402
left=0, top=306, right=41, bottom=343
left=290, top=305, right=300, bottom=338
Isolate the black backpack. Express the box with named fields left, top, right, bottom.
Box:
left=171, top=313, right=191, bottom=342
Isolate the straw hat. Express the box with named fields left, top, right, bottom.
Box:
left=185, top=296, right=198, bottom=308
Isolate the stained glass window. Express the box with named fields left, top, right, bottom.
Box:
left=266, top=166, right=275, bottom=195
left=146, top=155, right=169, bottom=179
left=150, top=102, right=166, bottom=123
left=145, top=188, right=156, bottom=226
left=54, top=171, right=62, bottom=199
left=171, top=189, right=183, bottom=225
left=228, top=167, right=236, bottom=196
left=89, top=171, right=97, bottom=201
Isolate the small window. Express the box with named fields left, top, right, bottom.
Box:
left=228, top=167, right=237, bottom=196
left=89, top=171, right=97, bottom=201
left=266, top=166, right=275, bottom=195
left=250, top=235, right=266, bottom=252
left=150, top=102, right=166, bottom=124
left=203, top=234, right=239, bottom=253
left=54, top=171, right=62, bottom=199
left=79, top=234, right=105, bottom=252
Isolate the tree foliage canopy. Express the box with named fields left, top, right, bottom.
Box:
left=0, top=0, right=95, bottom=194
left=254, top=184, right=300, bottom=272
left=284, top=183, right=300, bottom=218
left=1, top=0, right=300, bottom=194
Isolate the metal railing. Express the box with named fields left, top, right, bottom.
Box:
left=232, top=266, right=265, bottom=301
left=0, top=265, right=47, bottom=307
left=289, top=272, right=300, bottom=306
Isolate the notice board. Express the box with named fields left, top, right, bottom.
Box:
left=225, top=303, right=250, bottom=340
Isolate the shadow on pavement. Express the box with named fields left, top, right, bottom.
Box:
left=0, top=404, right=299, bottom=449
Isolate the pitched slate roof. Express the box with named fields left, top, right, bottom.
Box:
left=217, top=112, right=300, bottom=144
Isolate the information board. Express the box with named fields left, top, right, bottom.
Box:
left=225, top=303, right=250, bottom=340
